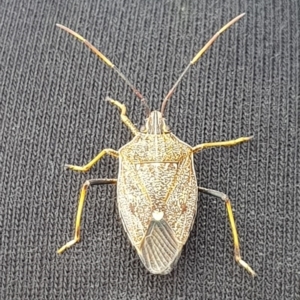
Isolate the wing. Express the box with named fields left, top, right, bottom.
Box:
left=117, top=160, right=153, bottom=246
left=164, top=155, right=198, bottom=244
left=138, top=218, right=182, bottom=274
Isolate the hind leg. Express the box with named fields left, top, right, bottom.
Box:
left=199, top=187, right=256, bottom=276
left=57, top=178, right=117, bottom=254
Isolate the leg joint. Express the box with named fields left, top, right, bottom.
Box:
left=83, top=180, right=91, bottom=189
left=218, top=192, right=228, bottom=202
left=198, top=187, right=229, bottom=203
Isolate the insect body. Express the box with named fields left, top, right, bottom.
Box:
left=118, top=115, right=197, bottom=274
left=57, top=13, right=256, bottom=276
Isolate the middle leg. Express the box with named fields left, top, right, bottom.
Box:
left=65, top=148, right=119, bottom=172
left=193, top=136, right=253, bottom=153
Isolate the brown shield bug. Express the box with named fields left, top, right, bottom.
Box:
left=56, top=13, right=256, bottom=276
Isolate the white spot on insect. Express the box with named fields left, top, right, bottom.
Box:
left=152, top=211, right=164, bottom=221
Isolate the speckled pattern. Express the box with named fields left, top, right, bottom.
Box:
left=0, top=0, right=299, bottom=299
left=118, top=133, right=197, bottom=274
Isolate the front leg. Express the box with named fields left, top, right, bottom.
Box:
left=66, top=148, right=119, bottom=172
left=193, top=136, right=253, bottom=153
left=106, top=97, right=139, bottom=135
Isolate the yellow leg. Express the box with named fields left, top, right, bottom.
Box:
left=199, top=187, right=256, bottom=276
left=106, top=97, right=139, bottom=135
left=65, top=148, right=118, bottom=172
left=193, top=136, right=253, bottom=153
left=57, top=178, right=117, bottom=254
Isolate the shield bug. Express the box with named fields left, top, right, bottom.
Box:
left=56, top=13, right=256, bottom=276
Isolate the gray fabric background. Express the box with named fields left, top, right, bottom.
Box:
left=0, top=0, right=299, bottom=299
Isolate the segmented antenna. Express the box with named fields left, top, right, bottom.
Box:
left=160, top=13, right=245, bottom=115
left=56, top=24, right=151, bottom=116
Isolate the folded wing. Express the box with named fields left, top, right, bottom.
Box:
left=138, top=218, right=182, bottom=275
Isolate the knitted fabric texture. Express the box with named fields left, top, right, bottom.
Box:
left=0, top=0, right=299, bottom=299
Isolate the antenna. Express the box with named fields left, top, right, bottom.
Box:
left=56, top=24, right=151, bottom=116
left=160, top=13, right=245, bottom=115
